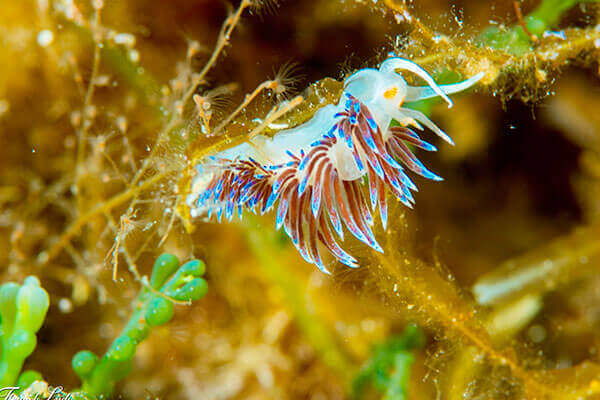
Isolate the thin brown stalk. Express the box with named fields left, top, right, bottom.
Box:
left=129, top=0, right=252, bottom=189
left=75, top=2, right=103, bottom=213
left=38, top=171, right=167, bottom=266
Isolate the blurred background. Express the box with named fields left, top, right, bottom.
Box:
left=1, top=0, right=600, bottom=398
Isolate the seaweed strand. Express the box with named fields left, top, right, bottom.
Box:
left=368, top=216, right=600, bottom=399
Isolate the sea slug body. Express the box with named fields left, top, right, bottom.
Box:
left=186, top=55, right=483, bottom=273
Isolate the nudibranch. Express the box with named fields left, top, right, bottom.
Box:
left=186, top=55, right=483, bottom=273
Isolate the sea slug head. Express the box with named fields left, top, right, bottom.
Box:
left=379, top=55, right=453, bottom=108
left=342, top=62, right=409, bottom=130
left=375, top=59, right=411, bottom=116
left=341, top=54, right=455, bottom=132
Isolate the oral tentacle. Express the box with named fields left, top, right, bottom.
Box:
left=380, top=57, right=453, bottom=107
left=405, top=72, right=484, bottom=102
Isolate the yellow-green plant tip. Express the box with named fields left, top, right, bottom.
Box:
left=16, top=283, right=49, bottom=333
left=22, top=276, right=41, bottom=287
left=108, top=336, right=136, bottom=361
left=173, top=278, right=208, bottom=301
left=17, top=370, right=43, bottom=389
left=8, top=330, right=36, bottom=357
left=145, top=297, right=174, bottom=327
left=70, top=255, right=209, bottom=397
left=72, top=351, right=98, bottom=378
left=150, top=253, right=180, bottom=289
left=180, top=260, right=205, bottom=276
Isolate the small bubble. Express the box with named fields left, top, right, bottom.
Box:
left=116, top=116, right=127, bottom=133
left=58, top=297, right=73, bottom=313
left=37, top=29, right=54, bottom=47
left=528, top=324, right=546, bottom=343
left=37, top=251, right=49, bottom=264
left=129, top=49, right=140, bottom=63
left=94, top=75, right=110, bottom=86
left=114, top=32, right=136, bottom=47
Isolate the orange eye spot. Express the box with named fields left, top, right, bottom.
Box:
left=383, top=86, right=398, bottom=99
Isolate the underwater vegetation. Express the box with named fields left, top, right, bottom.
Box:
left=2, top=0, right=600, bottom=398
left=352, top=324, right=425, bottom=400
left=0, top=254, right=207, bottom=399
left=0, top=276, right=49, bottom=389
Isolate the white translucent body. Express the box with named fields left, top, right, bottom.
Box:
left=187, top=56, right=483, bottom=213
